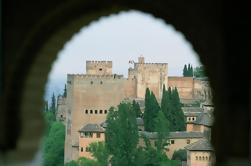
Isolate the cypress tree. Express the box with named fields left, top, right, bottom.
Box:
left=187, top=63, right=191, bottom=77
left=171, top=87, right=185, bottom=131
left=191, top=65, right=194, bottom=77
left=183, top=64, right=188, bottom=77
left=132, top=100, right=142, bottom=118
left=144, top=88, right=160, bottom=132
left=144, top=88, right=151, bottom=131
left=50, top=93, right=56, bottom=114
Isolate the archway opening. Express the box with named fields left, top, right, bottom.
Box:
left=40, top=10, right=214, bottom=166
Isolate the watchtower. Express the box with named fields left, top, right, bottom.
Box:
left=86, top=60, right=112, bottom=75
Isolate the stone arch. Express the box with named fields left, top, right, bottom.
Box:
left=3, top=0, right=249, bottom=165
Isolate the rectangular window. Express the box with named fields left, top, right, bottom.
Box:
left=171, top=140, right=175, bottom=144
left=80, top=147, right=84, bottom=152
left=84, top=132, right=93, bottom=138
left=187, top=139, right=190, bottom=144
left=97, top=133, right=101, bottom=138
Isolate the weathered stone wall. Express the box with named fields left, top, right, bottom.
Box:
left=86, top=61, right=112, bottom=75
left=187, top=151, right=214, bottom=166
left=65, top=74, right=136, bottom=162
left=168, top=77, right=194, bottom=99
left=134, top=62, right=168, bottom=99
left=194, top=79, right=212, bottom=102
left=78, top=132, right=105, bottom=159
left=167, top=138, right=201, bottom=159
left=56, top=96, right=67, bottom=124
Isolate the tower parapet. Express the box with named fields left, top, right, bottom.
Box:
left=86, top=60, right=112, bottom=75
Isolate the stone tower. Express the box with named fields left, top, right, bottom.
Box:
left=128, top=57, right=168, bottom=100
left=86, top=61, right=112, bottom=75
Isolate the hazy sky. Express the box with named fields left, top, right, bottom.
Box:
left=45, top=10, right=201, bottom=100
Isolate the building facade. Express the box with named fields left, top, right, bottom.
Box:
left=60, top=57, right=211, bottom=163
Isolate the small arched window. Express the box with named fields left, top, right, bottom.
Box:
left=85, top=110, right=88, bottom=114
left=95, top=110, right=98, bottom=114
left=100, top=81, right=103, bottom=84
left=104, top=110, right=107, bottom=114
left=100, top=110, right=103, bottom=114
left=90, top=110, right=93, bottom=114
left=90, top=81, right=93, bottom=84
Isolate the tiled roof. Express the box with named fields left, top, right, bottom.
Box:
left=139, top=131, right=205, bottom=139
left=182, top=107, right=203, bottom=113
left=188, top=113, right=213, bottom=127
left=79, top=123, right=105, bottom=132
left=169, top=131, right=205, bottom=139
left=185, top=139, right=213, bottom=151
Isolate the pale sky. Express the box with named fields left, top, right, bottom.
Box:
left=44, top=10, right=201, bottom=100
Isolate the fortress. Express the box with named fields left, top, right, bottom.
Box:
left=57, top=57, right=211, bottom=163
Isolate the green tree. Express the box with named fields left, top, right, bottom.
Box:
left=161, top=85, right=173, bottom=130
left=194, top=66, right=205, bottom=78
left=78, top=157, right=101, bottom=166
left=171, top=87, right=185, bottom=131
left=132, top=100, right=142, bottom=118
left=172, top=149, right=187, bottom=161
left=43, top=122, right=65, bottom=166
left=64, top=160, right=78, bottom=166
left=89, top=142, right=108, bottom=166
left=140, top=111, right=177, bottom=166
left=154, top=111, right=170, bottom=152
left=43, top=111, right=56, bottom=135
left=182, top=64, right=188, bottom=76
left=106, top=103, right=139, bottom=166
left=144, top=88, right=161, bottom=132
left=183, top=64, right=193, bottom=77
left=50, top=93, right=56, bottom=114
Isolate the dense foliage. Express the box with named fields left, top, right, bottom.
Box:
left=43, top=121, right=65, bottom=166
left=161, top=86, right=185, bottom=131
left=143, top=88, right=161, bottom=132
left=172, top=149, right=187, bottom=161
left=106, top=103, right=139, bottom=166
left=183, top=64, right=193, bottom=77
left=193, top=66, right=205, bottom=78
left=132, top=100, right=142, bottom=118
left=64, top=99, right=182, bottom=166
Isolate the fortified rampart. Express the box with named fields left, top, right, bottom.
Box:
left=130, top=57, right=168, bottom=99
left=168, top=77, right=194, bottom=99
left=63, top=57, right=211, bottom=163
left=86, top=60, right=112, bottom=75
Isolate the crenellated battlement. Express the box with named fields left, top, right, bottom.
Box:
left=86, top=60, right=112, bottom=64
left=134, top=62, right=168, bottom=71
left=86, top=60, right=112, bottom=75
left=68, top=74, right=124, bottom=79
left=135, top=62, right=168, bottom=65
